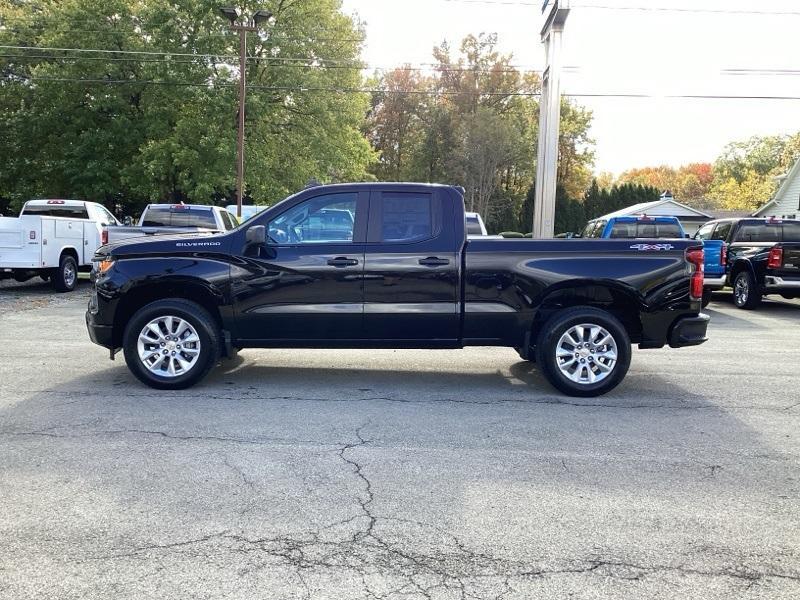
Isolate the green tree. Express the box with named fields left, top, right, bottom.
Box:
left=0, top=0, right=374, bottom=213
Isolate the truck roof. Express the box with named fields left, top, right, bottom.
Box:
left=24, top=199, right=89, bottom=207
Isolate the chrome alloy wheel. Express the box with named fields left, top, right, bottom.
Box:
left=137, top=315, right=201, bottom=377
left=63, top=261, right=76, bottom=288
left=555, top=323, right=618, bottom=385
left=734, top=275, right=749, bottom=305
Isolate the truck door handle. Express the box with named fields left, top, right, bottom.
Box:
left=419, top=257, right=450, bottom=267
left=327, top=257, right=359, bottom=267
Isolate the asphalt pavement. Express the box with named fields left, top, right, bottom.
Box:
left=0, top=281, right=798, bottom=599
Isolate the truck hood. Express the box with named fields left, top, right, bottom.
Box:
left=97, top=231, right=230, bottom=257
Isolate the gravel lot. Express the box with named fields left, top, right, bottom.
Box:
left=1, top=282, right=798, bottom=600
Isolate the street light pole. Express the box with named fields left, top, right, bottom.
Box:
left=533, top=0, right=570, bottom=239
left=220, top=8, right=272, bottom=219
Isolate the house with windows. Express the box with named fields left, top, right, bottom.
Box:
left=753, top=157, right=800, bottom=219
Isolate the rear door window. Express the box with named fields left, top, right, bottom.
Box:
left=734, top=222, right=781, bottom=243
left=378, top=192, right=434, bottom=243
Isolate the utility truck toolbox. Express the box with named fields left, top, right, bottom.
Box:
left=0, top=199, right=119, bottom=292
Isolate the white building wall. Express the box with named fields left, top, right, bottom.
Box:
left=762, top=175, right=800, bottom=218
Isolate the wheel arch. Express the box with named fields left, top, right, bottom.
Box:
left=529, top=282, right=644, bottom=345
left=59, top=246, right=80, bottom=264
left=729, top=259, right=755, bottom=281
left=112, top=279, right=225, bottom=348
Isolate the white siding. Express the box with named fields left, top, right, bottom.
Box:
left=760, top=175, right=800, bottom=218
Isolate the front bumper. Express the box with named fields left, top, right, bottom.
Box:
left=669, top=313, right=710, bottom=348
left=86, top=309, right=115, bottom=349
left=703, top=275, right=726, bottom=291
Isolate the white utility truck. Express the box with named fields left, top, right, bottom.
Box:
left=0, top=199, right=120, bottom=292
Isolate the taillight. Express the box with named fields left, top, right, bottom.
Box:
left=720, top=243, right=727, bottom=267
left=686, top=247, right=704, bottom=300
left=101, top=229, right=108, bottom=245
left=768, top=247, right=783, bottom=269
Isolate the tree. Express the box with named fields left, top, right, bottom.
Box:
left=707, top=133, right=800, bottom=211
left=617, top=163, right=714, bottom=205
left=0, top=0, right=374, bottom=214
left=364, top=33, right=596, bottom=233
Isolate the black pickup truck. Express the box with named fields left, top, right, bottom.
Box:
left=697, top=217, right=800, bottom=309
left=86, top=183, right=709, bottom=397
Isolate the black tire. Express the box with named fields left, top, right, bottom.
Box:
left=52, top=254, right=78, bottom=292
left=535, top=306, right=632, bottom=398
left=701, top=290, right=712, bottom=308
left=733, top=271, right=761, bottom=310
left=123, top=299, right=221, bottom=390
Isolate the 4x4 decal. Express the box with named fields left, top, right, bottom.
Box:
left=629, top=243, right=675, bottom=251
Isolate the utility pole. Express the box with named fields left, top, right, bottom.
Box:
left=220, top=7, right=273, bottom=219
left=533, top=0, right=570, bottom=238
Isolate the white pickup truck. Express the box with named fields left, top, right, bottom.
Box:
left=0, top=199, right=120, bottom=292
left=104, top=204, right=238, bottom=244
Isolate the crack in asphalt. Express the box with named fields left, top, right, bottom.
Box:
left=68, top=423, right=800, bottom=599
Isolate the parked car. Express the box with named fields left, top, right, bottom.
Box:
left=693, top=217, right=800, bottom=309
left=465, top=212, right=488, bottom=236
left=0, top=199, right=120, bottom=291
left=580, top=215, right=687, bottom=239
left=693, top=221, right=728, bottom=307
left=86, top=182, right=709, bottom=397
left=104, top=204, right=238, bottom=244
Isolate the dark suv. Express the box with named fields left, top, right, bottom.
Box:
left=699, top=217, right=800, bottom=309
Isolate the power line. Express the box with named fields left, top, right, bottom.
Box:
left=0, top=52, right=552, bottom=74
left=8, top=75, right=800, bottom=101
left=571, top=4, right=800, bottom=16
left=439, top=0, right=800, bottom=15
left=0, top=45, right=560, bottom=73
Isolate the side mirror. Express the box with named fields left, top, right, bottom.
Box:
left=685, top=233, right=691, bottom=239
left=123, top=216, right=133, bottom=226
left=246, top=225, right=266, bottom=246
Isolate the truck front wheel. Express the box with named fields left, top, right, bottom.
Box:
left=122, top=299, right=222, bottom=390
left=52, top=254, right=78, bottom=292
left=535, top=307, right=631, bottom=398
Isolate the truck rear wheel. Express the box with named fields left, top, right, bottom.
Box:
left=535, top=307, right=631, bottom=397
left=122, top=299, right=221, bottom=390
left=733, top=271, right=761, bottom=310
left=52, top=254, right=78, bottom=292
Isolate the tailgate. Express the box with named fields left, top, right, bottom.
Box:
left=776, top=243, right=800, bottom=274
left=702, top=240, right=725, bottom=276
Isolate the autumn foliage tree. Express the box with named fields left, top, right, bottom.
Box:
left=365, top=33, right=596, bottom=233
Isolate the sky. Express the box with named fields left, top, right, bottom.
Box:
left=339, top=0, right=800, bottom=175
